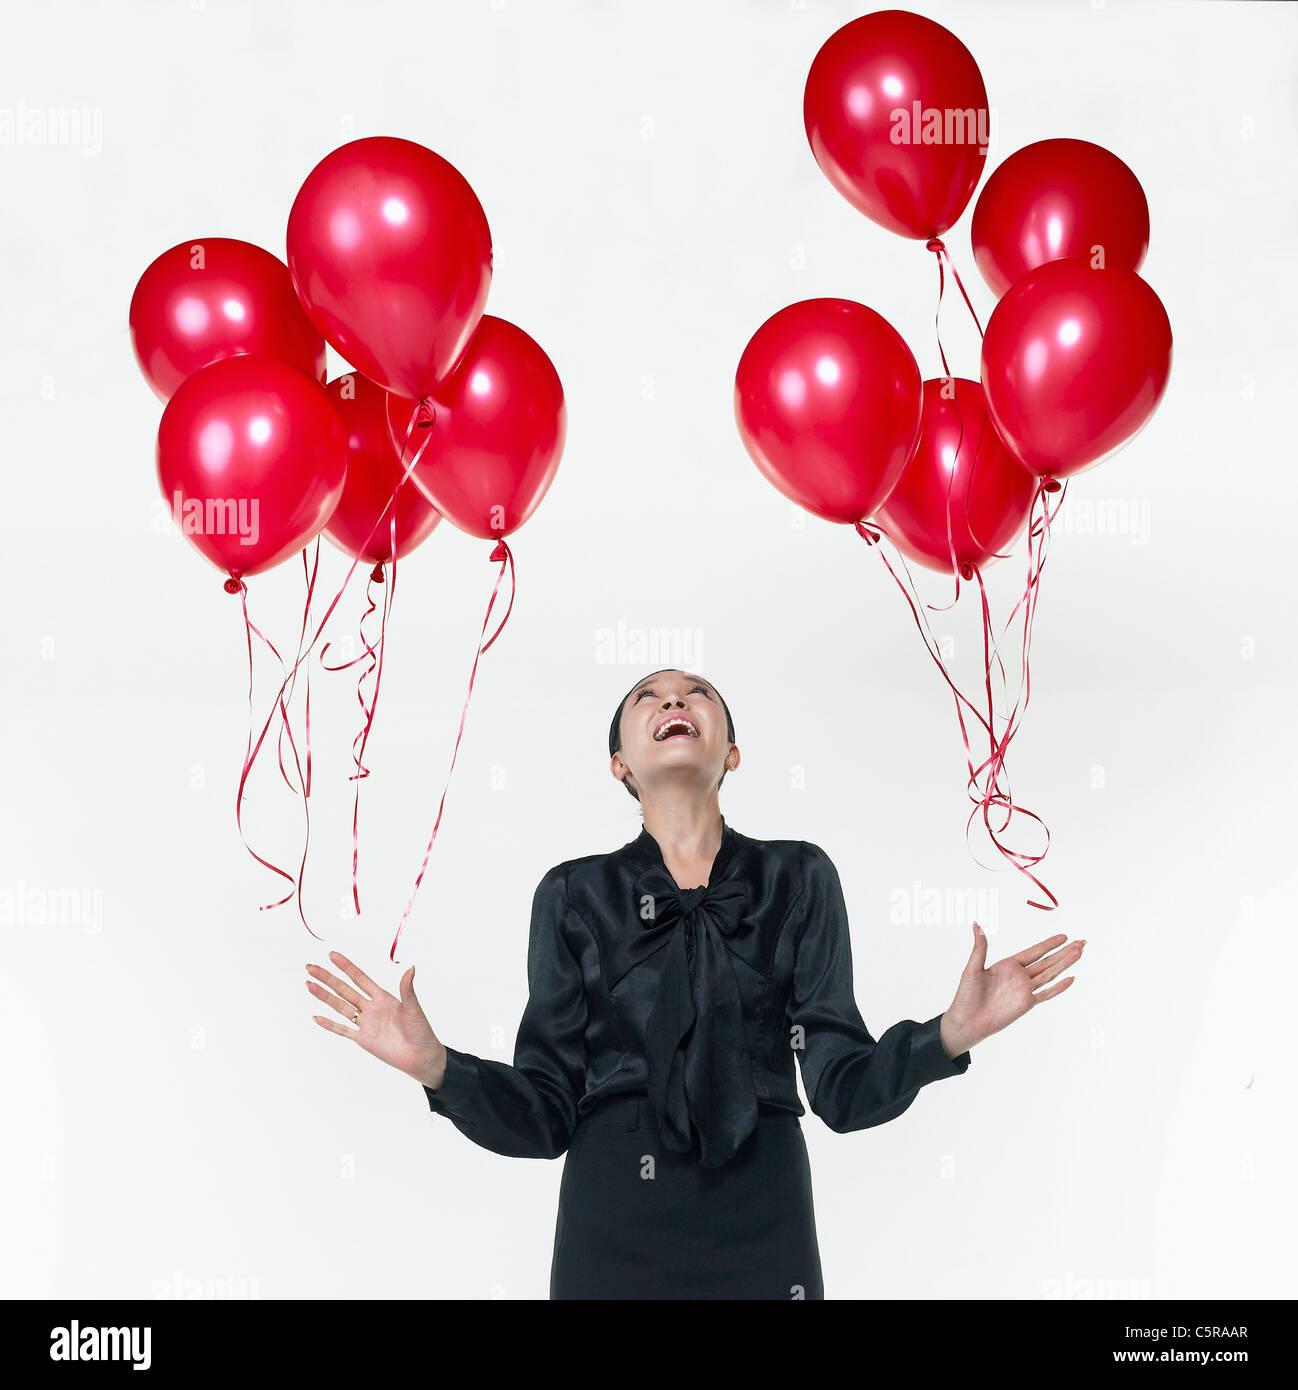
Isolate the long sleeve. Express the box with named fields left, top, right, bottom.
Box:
left=789, top=843, right=971, bottom=1133
left=422, top=863, right=588, bottom=1159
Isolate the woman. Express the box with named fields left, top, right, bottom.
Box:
left=307, top=668, right=1085, bottom=1299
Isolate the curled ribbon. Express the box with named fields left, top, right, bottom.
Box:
left=225, top=399, right=437, bottom=932
left=857, top=497, right=1062, bottom=911
left=388, top=535, right=517, bottom=964
left=229, top=576, right=321, bottom=935
left=853, top=240, right=1065, bottom=908
left=916, top=239, right=1008, bottom=614
left=319, top=511, right=399, bottom=915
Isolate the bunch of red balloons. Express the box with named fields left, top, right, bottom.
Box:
left=130, top=137, right=568, bottom=946
left=734, top=9, right=1175, bottom=911
left=131, top=136, right=567, bottom=590
left=735, top=9, right=1172, bottom=577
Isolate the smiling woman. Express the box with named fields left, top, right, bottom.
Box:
left=607, top=668, right=737, bottom=804
left=306, top=668, right=1085, bottom=1300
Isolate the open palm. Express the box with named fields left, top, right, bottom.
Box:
left=943, top=926, right=1086, bottom=1054
left=306, top=951, right=443, bottom=1085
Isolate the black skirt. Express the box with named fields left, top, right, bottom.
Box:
left=550, top=1093, right=824, bottom=1300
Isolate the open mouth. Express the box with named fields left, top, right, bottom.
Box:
left=653, top=716, right=699, bottom=741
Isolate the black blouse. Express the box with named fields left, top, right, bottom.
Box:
left=423, top=818, right=971, bottom=1167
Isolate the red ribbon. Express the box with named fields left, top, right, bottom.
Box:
left=855, top=522, right=999, bottom=748
left=274, top=543, right=321, bottom=795
left=389, top=535, right=517, bottom=964
left=230, top=578, right=321, bottom=934
left=964, top=507, right=1054, bottom=909
left=857, top=240, right=1060, bottom=908
left=320, top=514, right=399, bottom=914
left=982, top=474, right=1063, bottom=909
left=224, top=400, right=437, bottom=931
left=925, top=236, right=985, bottom=357
left=914, top=240, right=994, bottom=614
left=857, top=495, right=1062, bottom=911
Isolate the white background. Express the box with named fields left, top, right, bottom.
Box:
left=1, top=0, right=1294, bottom=1300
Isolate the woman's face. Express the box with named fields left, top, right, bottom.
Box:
left=611, top=670, right=737, bottom=802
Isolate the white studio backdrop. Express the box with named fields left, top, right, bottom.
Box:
left=1, top=0, right=1293, bottom=1300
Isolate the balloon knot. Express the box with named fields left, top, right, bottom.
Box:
left=1043, top=477, right=1062, bottom=493
left=488, top=539, right=509, bottom=562
left=223, top=577, right=243, bottom=595
left=925, top=238, right=945, bottom=255
left=959, top=561, right=974, bottom=581
left=854, top=521, right=881, bottom=545
left=370, top=562, right=386, bottom=584
left=415, top=397, right=435, bottom=428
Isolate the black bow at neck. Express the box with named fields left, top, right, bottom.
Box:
left=610, top=819, right=762, bottom=1167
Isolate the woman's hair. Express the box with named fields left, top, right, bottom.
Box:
left=608, top=669, right=736, bottom=803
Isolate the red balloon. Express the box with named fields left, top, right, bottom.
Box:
left=286, top=137, right=492, bottom=400
left=972, top=139, right=1150, bottom=298
left=980, top=260, right=1172, bottom=480
left=874, top=378, right=1036, bottom=576
left=156, top=356, right=347, bottom=582
left=734, top=298, right=922, bottom=525
left=804, top=10, right=989, bottom=240
left=383, top=316, right=565, bottom=540
left=130, top=238, right=326, bottom=402
left=323, top=373, right=441, bottom=566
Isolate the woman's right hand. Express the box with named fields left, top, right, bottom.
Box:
left=307, top=951, right=447, bottom=1090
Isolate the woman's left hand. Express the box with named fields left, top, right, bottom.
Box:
left=939, top=925, right=1085, bottom=1058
